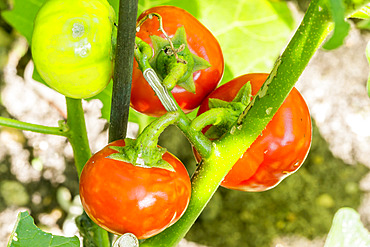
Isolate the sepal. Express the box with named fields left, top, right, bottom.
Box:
left=149, top=26, right=210, bottom=93
left=107, top=139, right=175, bottom=172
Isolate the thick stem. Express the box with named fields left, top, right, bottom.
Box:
left=65, top=98, right=91, bottom=177
left=109, top=0, right=138, bottom=142
left=0, top=117, right=68, bottom=136
left=65, top=98, right=110, bottom=247
left=140, top=0, right=332, bottom=246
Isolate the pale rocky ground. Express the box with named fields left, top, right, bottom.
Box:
left=1, top=6, right=370, bottom=247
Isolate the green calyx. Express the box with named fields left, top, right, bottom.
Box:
left=107, top=112, right=180, bottom=172
left=150, top=26, right=211, bottom=93
left=192, top=82, right=252, bottom=139
left=107, top=139, right=175, bottom=172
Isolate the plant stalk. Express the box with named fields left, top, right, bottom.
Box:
left=0, top=116, right=68, bottom=136
left=109, top=0, right=138, bottom=142
left=140, top=0, right=332, bottom=246
left=65, top=98, right=92, bottom=177
left=65, top=98, right=111, bottom=247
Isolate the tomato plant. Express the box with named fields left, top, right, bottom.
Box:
left=1, top=0, right=366, bottom=246
left=131, top=5, right=224, bottom=117
left=31, top=0, right=116, bottom=99
left=194, top=73, right=312, bottom=191
left=79, top=139, right=191, bottom=239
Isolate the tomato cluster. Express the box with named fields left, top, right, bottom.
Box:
left=31, top=1, right=312, bottom=241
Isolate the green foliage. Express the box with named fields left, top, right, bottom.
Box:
left=323, top=0, right=351, bottom=50
left=184, top=123, right=368, bottom=247
left=8, top=211, right=79, bottom=247
left=1, top=0, right=45, bottom=43
left=350, top=4, right=370, bottom=18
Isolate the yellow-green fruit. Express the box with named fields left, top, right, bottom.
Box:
left=31, top=0, right=116, bottom=99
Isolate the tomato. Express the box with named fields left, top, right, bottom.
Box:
left=31, top=0, right=115, bottom=99
left=195, top=73, right=312, bottom=192
left=131, top=6, right=224, bottom=117
left=79, top=139, right=191, bottom=239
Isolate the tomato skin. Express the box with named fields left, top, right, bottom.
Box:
left=195, top=73, right=312, bottom=192
left=131, top=6, right=224, bottom=117
left=79, top=140, right=191, bottom=239
left=31, top=0, right=115, bottom=99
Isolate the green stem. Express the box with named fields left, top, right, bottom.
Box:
left=108, top=0, right=138, bottom=243
left=109, top=0, right=138, bottom=142
left=0, top=116, right=68, bottom=136
left=162, top=61, right=187, bottom=90
left=65, top=98, right=91, bottom=177
left=136, top=112, right=180, bottom=149
left=134, top=41, right=212, bottom=158
left=65, top=98, right=110, bottom=247
left=140, top=0, right=332, bottom=246
left=190, top=108, right=234, bottom=132
left=66, top=97, right=110, bottom=247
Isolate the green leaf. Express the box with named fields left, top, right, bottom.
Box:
left=196, top=0, right=294, bottom=76
left=1, top=0, right=45, bottom=43
left=324, top=207, right=370, bottom=247
left=323, top=0, right=351, bottom=50
left=349, top=4, right=370, bottom=19
left=138, top=0, right=294, bottom=77
left=1, top=0, right=49, bottom=86
left=8, top=211, right=80, bottom=247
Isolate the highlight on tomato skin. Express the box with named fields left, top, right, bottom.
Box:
left=131, top=5, right=224, bottom=117
left=194, top=73, right=312, bottom=192
left=79, top=139, right=192, bottom=239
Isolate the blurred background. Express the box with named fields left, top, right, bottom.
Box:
left=1, top=0, right=370, bottom=246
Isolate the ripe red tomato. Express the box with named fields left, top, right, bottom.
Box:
left=79, top=139, right=191, bottom=239
left=131, top=6, right=224, bottom=117
left=195, top=73, right=312, bottom=192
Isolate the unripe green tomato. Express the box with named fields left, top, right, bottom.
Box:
left=31, top=0, right=116, bottom=99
